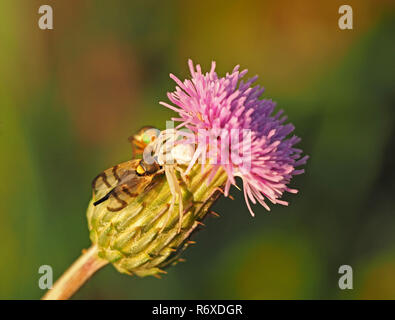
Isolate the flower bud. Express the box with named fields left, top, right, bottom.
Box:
left=87, top=164, right=227, bottom=277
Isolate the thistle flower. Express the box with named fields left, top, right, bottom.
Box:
left=160, top=59, right=308, bottom=215
left=42, top=60, right=307, bottom=300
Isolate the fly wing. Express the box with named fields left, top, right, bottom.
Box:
left=102, top=171, right=148, bottom=212
left=91, top=159, right=139, bottom=200
left=92, top=159, right=161, bottom=212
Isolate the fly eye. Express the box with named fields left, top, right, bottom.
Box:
left=136, top=164, right=146, bottom=176
left=142, top=129, right=159, bottom=144
left=142, top=134, right=151, bottom=145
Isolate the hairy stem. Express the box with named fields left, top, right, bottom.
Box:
left=42, top=244, right=108, bottom=300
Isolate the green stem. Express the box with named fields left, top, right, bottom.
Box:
left=42, top=245, right=108, bottom=300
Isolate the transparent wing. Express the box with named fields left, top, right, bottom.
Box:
left=91, top=159, right=141, bottom=211
left=92, top=159, right=138, bottom=195
left=91, top=159, right=161, bottom=212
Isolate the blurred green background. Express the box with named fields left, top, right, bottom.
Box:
left=0, top=0, right=394, bottom=299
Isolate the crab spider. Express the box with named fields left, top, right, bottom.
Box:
left=144, top=129, right=195, bottom=233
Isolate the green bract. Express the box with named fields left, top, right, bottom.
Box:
left=87, top=164, right=227, bottom=277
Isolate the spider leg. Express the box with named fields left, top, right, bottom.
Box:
left=162, top=166, right=184, bottom=233
left=159, top=167, right=176, bottom=233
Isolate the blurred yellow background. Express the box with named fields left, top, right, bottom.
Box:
left=0, top=0, right=394, bottom=299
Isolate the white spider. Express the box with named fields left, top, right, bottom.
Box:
left=144, top=129, right=195, bottom=232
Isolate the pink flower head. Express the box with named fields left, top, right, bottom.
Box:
left=159, top=60, right=308, bottom=215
